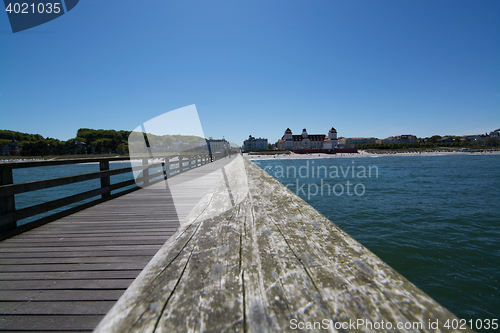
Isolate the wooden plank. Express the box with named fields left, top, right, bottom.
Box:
left=28, top=223, right=178, bottom=228
left=0, top=263, right=148, bottom=272
left=12, top=233, right=171, bottom=239
left=15, top=229, right=176, bottom=236
left=0, top=239, right=167, bottom=247
left=0, top=271, right=142, bottom=280
left=0, top=245, right=163, bottom=252
left=0, top=331, right=90, bottom=333
left=0, top=301, right=116, bottom=315
left=0, top=251, right=158, bottom=259
left=0, top=315, right=103, bottom=331
left=0, top=279, right=134, bottom=290
left=0, top=290, right=125, bottom=301
left=4, top=233, right=166, bottom=241
left=151, top=206, right=244, bottom=331
left=0, top=257, right=153, bottom=265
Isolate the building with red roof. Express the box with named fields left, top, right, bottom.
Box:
left=277, top=127, right=338, bottom=150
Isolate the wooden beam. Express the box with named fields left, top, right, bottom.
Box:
left=0, top=156, right=131, bottom=170
left=0, top=167, right=133, bottom=197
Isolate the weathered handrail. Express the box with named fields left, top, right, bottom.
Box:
left=95, top=156, right=474, bottom=333
left=0, top=152, right=218, bottom=240
left=0, top=166, right=133, bottom=197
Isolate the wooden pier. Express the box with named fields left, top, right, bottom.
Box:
left=0, top=155, right=235, bottom=332
left=1, top=155, right=473, bottom=332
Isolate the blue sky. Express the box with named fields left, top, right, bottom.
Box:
left=1, top=0, right=499, bottom=145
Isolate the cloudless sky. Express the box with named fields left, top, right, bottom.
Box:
left=1, top=0, right=499, bottom=145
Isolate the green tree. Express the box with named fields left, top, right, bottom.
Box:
left=116, top=144, right=129, bottom=154
left=428, top=135, right=442, bottom=143
left=484, top=137, right=499, bottom=147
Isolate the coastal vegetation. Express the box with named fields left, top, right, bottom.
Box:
left=1, top=129, right=209, bottom=158
left=355, top=135, right=499, bottom=150
left=0, top=129, right=130, bottom=156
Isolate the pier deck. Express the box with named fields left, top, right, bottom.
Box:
left=0, top=157, right=235, bottom=332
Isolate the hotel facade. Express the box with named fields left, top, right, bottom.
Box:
left=277, top=127, right=338, bottom=150
left=243, top=135, right=268, bottom=152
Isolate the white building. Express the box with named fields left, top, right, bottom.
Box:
left=243, top=135, right=268, bottom=152
left=206, top=138, right=230, bottom=153
left=277, top=127, right=338, bottom=150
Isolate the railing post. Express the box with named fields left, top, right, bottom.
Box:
left=163, top=157, right=169, bottom=179
left=165, top=156, right=170, bottom=179
left=141, top=158, right=149, bottom=186
left=169, top=157, right=173, bottom=176
left=0, top=168, right=16, bottom=233
left=100, top=160, right=110, bottom=198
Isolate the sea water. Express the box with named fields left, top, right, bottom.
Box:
left=254, top=154, right=499, bottom=330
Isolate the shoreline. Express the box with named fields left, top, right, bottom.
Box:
left=245, top=149, right=500, bottom=160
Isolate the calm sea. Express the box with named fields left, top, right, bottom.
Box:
left=254, top=154, right=499, bottom=331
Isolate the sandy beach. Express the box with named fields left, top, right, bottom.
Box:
left=244, top=149, right=500, bottom=160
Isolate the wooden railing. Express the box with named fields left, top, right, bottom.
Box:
left=164, top=153, right=211, bottom=177
left=0, top=152, right=219, bottom=240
